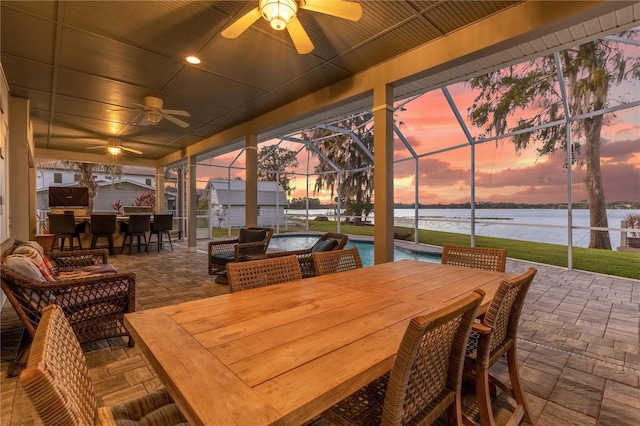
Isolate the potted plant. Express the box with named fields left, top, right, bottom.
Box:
left=624, top=213, right=640, bottom=248
left=111, top=200, right=123, bottom=215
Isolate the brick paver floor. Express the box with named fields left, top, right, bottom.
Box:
left=2, top=236, right=638, bottom=425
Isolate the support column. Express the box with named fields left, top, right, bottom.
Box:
left=373, top=84, right=394, bottom=264
left=155, top=167, right=165, bottom=214
left=177, top=168, right=185, bottom=241
left=187, top=156, right=197, bottom=252
left=245, top=134, right=258, bottom=227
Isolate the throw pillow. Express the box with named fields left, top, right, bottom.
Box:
left=13, top=244, right=55, bottom=281
left=311, top=239, right=339, bottom=252
left=3, top=255, right=47, bottom=282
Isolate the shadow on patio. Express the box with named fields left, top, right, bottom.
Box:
left=1, top=238, right=638, bottom=425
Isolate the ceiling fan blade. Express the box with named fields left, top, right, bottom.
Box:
left=85, top=145, right=105, bottom=150
left=161, top=109, right=190, bottom=117
left=301, top=0, right=363, bottom=21
left=161, top=112, right=189, bottom=128
left=221, top=7, right=262, bottom=39
left=287, top=17, right=314, bottom=54
left=121, top=145, right=143, bottom=155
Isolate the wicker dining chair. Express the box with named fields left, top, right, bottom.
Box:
left=323, top=289, right=485, bottom=426
left=266, top=232, right=349, bottom=278
left=19, top=304, right=188, bottom=426
left=463, top=268, right=537, bottom=426
left=312, top=246, right=362, bottom=275
left=441, top=245, right=507, bottom=272
left=227, top=254, right=302, bottom=293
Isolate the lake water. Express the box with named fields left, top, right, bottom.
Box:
left=286, top=208, right=639, bottom=249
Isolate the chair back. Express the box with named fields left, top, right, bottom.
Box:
left=227, top=255, right=302, bottom=293
left=312, top=246, right=362, bottom=275
left=441, top=244, right=507, bottom=272
left=127, top=214, right=151, bottom=233
left=151, top=214, right=173, bottom=232
left=381, top=289, right=485, bottom=425
left=90, top=214, right=116, bottom=234
left=48, top=213, right=77, bottom=234
left=19, top=305, right=97, bottom=425
left=474, top=268, right=537, bottom=365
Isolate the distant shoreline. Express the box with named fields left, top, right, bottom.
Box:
left=289, top=203, right=640, bottom=210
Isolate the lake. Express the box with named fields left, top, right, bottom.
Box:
left=285, top=208, right=639, bottom=249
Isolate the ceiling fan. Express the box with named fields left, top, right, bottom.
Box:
left=86, top=137, right=143, bottom=156
left=222, top=0, right=363, bottom=54
left=131, top=96, right=190, bottom=128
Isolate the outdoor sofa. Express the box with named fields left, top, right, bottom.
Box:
left=0, top=237, right=135, bottom=377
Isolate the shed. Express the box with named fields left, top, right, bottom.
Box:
left=207, top=179, right=288, bottom=228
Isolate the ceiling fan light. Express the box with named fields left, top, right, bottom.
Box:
left=107, top=146, right=122, bottom=156
left=260, top=0, right=297, bottom=30
left=147, top=110, right=162, bottom=125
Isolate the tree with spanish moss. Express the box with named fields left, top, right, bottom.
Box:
left=257, top=145, right=299, bottom=196
left=467, top=32, right=640, bottom=249
left=305, top=113, right=375, bottom=217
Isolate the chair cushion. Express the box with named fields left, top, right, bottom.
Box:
left=211, top=253, right=236, bottom=265
left=238, top=228, right=267, bottom=244
left=55, top=263, right=119, bottom=279
left=311, top=239, right=339, bottom=253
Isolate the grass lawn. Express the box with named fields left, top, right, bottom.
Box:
left=211, top=221, right=640, bottom=280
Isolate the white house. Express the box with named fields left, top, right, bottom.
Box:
left=36, top=164, right=175, bottom=212
left=207, top=179, right=288, bottom=229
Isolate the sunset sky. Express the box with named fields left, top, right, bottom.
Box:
left=197, top=81, right=640, bottom=206
left=196, top=32, right=640, bottom=206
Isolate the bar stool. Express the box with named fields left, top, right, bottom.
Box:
left=120, top=214, right=151, bottom=255
left=149, top=214, right=174, bottom=252
left=48, top=213, right=83, bottom=251
left=90, top=214, right=117, bottom=255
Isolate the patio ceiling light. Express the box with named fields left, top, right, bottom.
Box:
left=260, top=0, right=297, bottom=30
left=107, top=146, right=122, bottom=156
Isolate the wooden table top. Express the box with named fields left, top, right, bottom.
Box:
left=124, top=260, right=510, bottom=426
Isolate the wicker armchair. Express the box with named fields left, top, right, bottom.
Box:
left=463, top=268, right=537, bottom=426
left=208, top=227, right=274, bottom=283
left=312, top=246, right=362, bottom=275
left=323, top=289, right=485, bottom=426
left=266, top=232, right=348, bottom=278
left=1, top=238, right=136, bottom=377
left=19, top=304, right=187, bottom=426
left=441, top=244, right=507, bottom=272
left=227, top=254, right=302, bottom=293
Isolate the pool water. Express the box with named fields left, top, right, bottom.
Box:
left=269, top=234, right=440, bottom=267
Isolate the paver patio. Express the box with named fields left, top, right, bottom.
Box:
left=1, top=236, right=638, bottom=425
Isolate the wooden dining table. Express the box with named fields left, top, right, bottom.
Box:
left=124, top=259, right=512, bottom=426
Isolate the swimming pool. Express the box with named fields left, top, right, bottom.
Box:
left=269, top=234, right=440, bottom=267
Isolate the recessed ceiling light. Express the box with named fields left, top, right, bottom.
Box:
left=186, top=56, right=201, bottom=64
